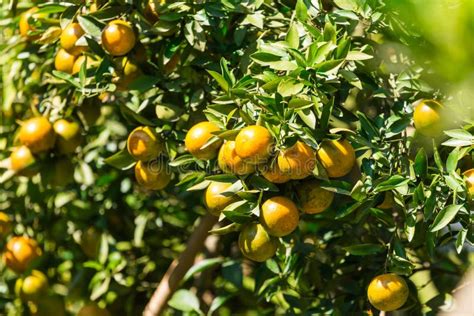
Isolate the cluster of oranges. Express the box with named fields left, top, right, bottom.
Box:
left=183, top=122, right=356, bottom=261
left=8, top=116, right=81, bottom=186
left=0, top=214, right=110, bottom=315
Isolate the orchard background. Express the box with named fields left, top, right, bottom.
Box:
left=0, top=0, right=473, bottom=315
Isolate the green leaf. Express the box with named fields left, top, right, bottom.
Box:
left=430, top=204, right=463, bottom=232
left=414, top=148, right=427, bottom=178
left=128, top=76, right=160, bottom=92
left=346, top=51, right=373, bottom=60
left=183, top=258, right=225, bottom=282
left=432, top=139, right=444, bottom=171
left=456, top=227, right=468, bottom=253
left=339, top=69, right=362, bottom=89
left=446, top=147, right=460, bottom=173
left=168, top=289, right=201, bottom=312
left=444, top=129, right=473, bottom=140
left=248, top=175, right=279, bottom=192
left=343, top=244, right=385, bottom=256
left=374, top=175, right=410, bottom=192
left=103, top=149, right=136, bottom=170
left=208, top=295, right=234, bottom=316
left=119, top=104, right=155, bottom=126
left=295, top=0, right=308, bottom=22
left=77, top=15, right=103, bottom=38
left=277, top=79, right=304, bottom=97
left=207, top=70, right=229, bottom=92
left=323, top=22, right=337, bottom=42
left=286, top=23, right=299, bottom=49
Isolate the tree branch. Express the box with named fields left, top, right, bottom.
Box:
left=143, top=214, right=218, bottom=316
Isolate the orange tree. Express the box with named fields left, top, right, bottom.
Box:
left=0, top=0, right=473, bottom=315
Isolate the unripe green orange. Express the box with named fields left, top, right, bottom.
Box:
left=235, top=125, right=273, bottom=165
left=19, top=117, right=56, bottom=153
left=239, top=223, right=278, bottom=262
left=367, top=273, right=409, bottom=311
left=277, top=141, right=315, bottom=180
left=316, top=138, right=355, bottom=178
left=53, top=119, right=82, bottom=155
left=185, top=122, right=222, bottom=160
left=127, top=126, right=163, bottom=161
left=135, top=160, right=171, bottom=190
left=217, top=141, right=255, bottom=175
left=204, top=182, right=237, bottom=216
left=296, top=180, right=334, bottom=214
left=54, top=48, right=76, bottom=74
left=77, top=304, right=111, bottom=316
left=60, top=23, right=86, bottom=56
left=0, top=212, right=12, bottom=238
left=15, top=270, right=48, bottom=302
left=3, top=236, right=42, bottom=273
left=413, top=99, right=443, bottom=137
left=101, top=20, right=136, bottom=56
left=260, top=196, right=299, bottom=237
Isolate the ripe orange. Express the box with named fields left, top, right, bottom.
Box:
left=101, top=20, right=136, bottom=56
left=260, top=161, right=291, bottom=184
left=238, top=223, right=278, bottom=262
left=185, top=122, right=222, bottom=160
left=19, top=7, right=39, bottom=39
left=204, top=182, right=237, bottom=216
left=53, top=119, right=82, bottom=155
left=367, top=273, right=409, bottom=311
left=413, top=99, right=443, bottom=137
left=60, top=23, right=86, bottom=56
left=218, top=141, right=256, bottom=175
left=10, top=146, right=36, bottom=172
left=78, top=304, right=111, bottom=316
left=127, top=126, right=163, bottom=161
left=316, top=138, right=355, bottom=178
left=235, top=125, right=273, bottom=164
left=72, top=55, right=86, bottom=75
left=464, top=168, right=474, bottom=197
left=260, top=196, right=299, bottom=237
left=0, top=212, right=12, bottom=237
left=3, top=236, right=42, bottom=273
left=277, top=141, right=315, bottom=180
left=19, top=117, right=56, bottom=153
left=15, top=270, right=48, bottom=302
left=54, top=48, right=76, bottom=74
left=135, top=160, right=171, bottom=190
left=80, top=227, right=101, bottom=258
left=296, top=180, right=334, bottom=214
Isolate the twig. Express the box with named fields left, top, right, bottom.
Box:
left=142, top=214, right=218, bottom=316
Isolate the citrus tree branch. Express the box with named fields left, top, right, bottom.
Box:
left=143, top=214, right=218, bottom=316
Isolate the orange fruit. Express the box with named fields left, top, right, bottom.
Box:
left=53, top=119, right=82, bottom=155
left=204, top=182, right=237, bottom=216
left=127, top=126, right=163, bottom=161
left=144, top=0, right=167, bottom=23
left=367, top=273, right=409, bottom=311
left=260, top=196, right=299, bottom=237
left=60, top=23, right=86, bottom=56
left=19, top=117, right=56, bottom=153
left=19, top=7, right=39, bottom=39
left=464, top=168, right=474, bottom=197
left=413, top=99, right=443, bottom=137
left=3, top=236, right=42, bottom=273
left=260, top=161, right=291, bottom=184
left=77, top=304, right=111, bottom=316
left=235, top=125, right=273, bottom=164
left=10, top=146, right=36, bottom=172
left=218, top=141, right=256, bottom=175
left=0, top=212, right=12, bottom=238
left=377, top=191, right=396, bottom=210
left=72, top=55, right=86, bottom=75
left=238, top=223, right=278, bottom=262
left=184, top=122, right=222, bottom=160
left=135, top=160, right=171, bottom=190
left=80, top=227, right=101, bottom=258
left=54, top=48, right=76, bottom=74
left=277, top=141, right=315, bottom=180
left=15, top=270, right=48, bottom=302
left=316, top=138, right=355, bottom=178
left=114, top=57, right=142, bottom=91
left=101, top=20, right=136, bottom=56
left=296, top=180, right=334, bottom=214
